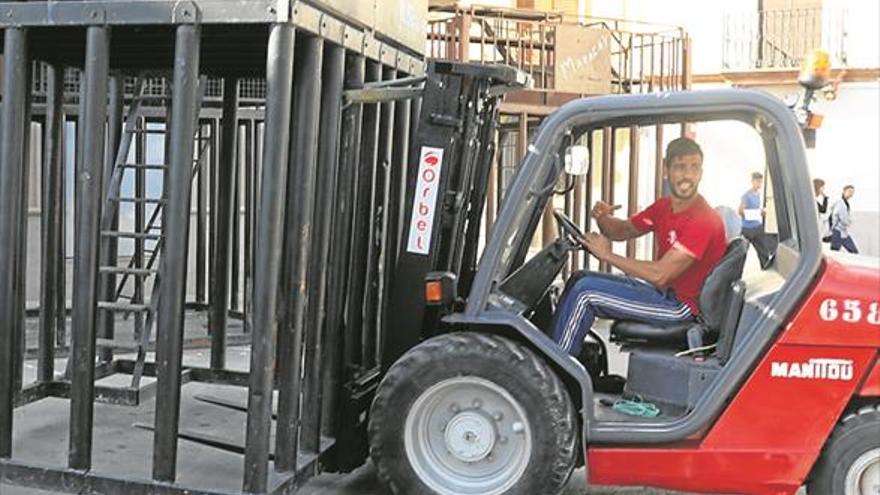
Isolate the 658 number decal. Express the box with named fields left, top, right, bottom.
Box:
left=819, top=298, right=880, bottom=325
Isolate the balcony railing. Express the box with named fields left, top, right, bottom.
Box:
left=723, top=7, right=847, bottom=70
left=427, top=5, right=691, bottom=95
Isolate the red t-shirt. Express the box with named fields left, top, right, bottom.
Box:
left=629, top=195, right=727, bottom=314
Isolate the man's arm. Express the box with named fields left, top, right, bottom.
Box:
left=595, top=215, right=642, bottom=241
left=584, top=232, right=696, bottom=287
left=592, top=201, right=642, bottom=241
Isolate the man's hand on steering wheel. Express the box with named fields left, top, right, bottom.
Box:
left=582, top=232, right=612, bottom=260
left=552, top=210, right=587, bottom=249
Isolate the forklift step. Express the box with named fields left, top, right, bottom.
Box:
left=95, top=338, right=142, bottom=352
left=118, top=164, right=167, bottom=170
left=99, top=266, right=157, bottom=276
left=101, top=231, right=162, bottom=240
left=97, top=301, right=150, bottom=312
left=112, top=197, right=166, bottom=205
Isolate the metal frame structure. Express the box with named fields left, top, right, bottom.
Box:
left=0, top=1, right=423, bottom=494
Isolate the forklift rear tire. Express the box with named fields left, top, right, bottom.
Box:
left=369, top=332, right=577, bottom=495
left=808, top=404, right=880, bottom=495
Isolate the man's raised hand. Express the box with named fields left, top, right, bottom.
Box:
left=591, top=201, right=622, bottom=220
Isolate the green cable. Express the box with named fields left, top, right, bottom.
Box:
left=612, top=398, right=661, bottom=418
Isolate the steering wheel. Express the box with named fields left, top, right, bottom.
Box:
left=553, top=210, right=587, bottom=248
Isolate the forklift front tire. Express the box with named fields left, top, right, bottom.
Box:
left=369, top=332, right=577, bottom=495
left=808, top=403, right=880, bottom=495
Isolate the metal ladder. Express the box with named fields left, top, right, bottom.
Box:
left=93, top=75, right=210, bottom=389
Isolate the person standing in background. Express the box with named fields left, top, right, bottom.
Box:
left=814, top=178, right=831, bottom=242
left=830, top=185, right=858, bottom=254
left=738, top=171, right=775, bottom=268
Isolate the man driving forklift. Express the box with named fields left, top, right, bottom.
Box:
left=552, top=137, right=728, bottom=355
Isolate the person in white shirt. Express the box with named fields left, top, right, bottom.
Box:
left=814, top=178, right=830, bottom=242
left=829, top=185, right=858, bottom=254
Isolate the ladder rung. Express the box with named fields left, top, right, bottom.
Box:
left=96, top=338, right=142, bottom=352
left=99, top=267, right=157, bottom=276
left=113, top=197, right=165, bottom=204
left=130, top=129, right=166, bottom=134
left=97, top=301, right=150, bottom=313
left=101, top=231, right=162, bottom=240
left=118, top=164, right=167, bottom=170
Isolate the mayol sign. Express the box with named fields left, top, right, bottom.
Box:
left=770, top=358, right=854, bottom=381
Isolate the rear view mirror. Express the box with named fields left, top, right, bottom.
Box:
left=564, top=145, right=590, bottom=176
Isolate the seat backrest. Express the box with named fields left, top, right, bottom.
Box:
left=716, top=280, right=746, bottom=364
left=698, top=237, right=748, bottom=331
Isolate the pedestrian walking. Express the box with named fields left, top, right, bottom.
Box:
left=814, top=178, right=831, bottom=242
left=738, top=171, right=776, bottom=268
left=830, top=185, right=859, bottom=253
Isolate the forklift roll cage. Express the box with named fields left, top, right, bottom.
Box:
left=448, top=89, right=822, bottom=445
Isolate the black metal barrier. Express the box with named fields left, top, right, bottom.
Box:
left=0, top=2, right=524, bottom=493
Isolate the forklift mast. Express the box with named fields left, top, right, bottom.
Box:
left=382, top=62, right=527, bottom=367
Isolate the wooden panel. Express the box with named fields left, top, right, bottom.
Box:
left=553, top=25, right=612, bottom=94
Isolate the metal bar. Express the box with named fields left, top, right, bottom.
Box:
left=275, top=34, right=323, bottom=473
left=626, top=126, right=640, bottom=258
left=572, top=173, right=584, bottom=271
left=133, top=115, right=146, bottom=338
left=243, top=120, right=255, bottom=335
left=301, top=42, right=344, bottom=456
left=389, top=70, right=412, bottom=273
left=57, top=111, right=68, bottom=351
left=68, top=25, right=109, bottom=470
left=599, top=126, right=613, bottom=272
left=348, top=59, right=381, bottom=370
left=242, top=23, right=295, bottom=494
left=582, top=131, right=593, bottom=271
left=485, top=131, right=498, bottom=237
left=0, top=27, right=28, bottom=454
left=196, top=122, right=208, bottom=304
left=39, top=64, right=65, bottom=383
left=152, top=22, right=201, bottom=483
left=210, top=77, right=239, bottom=370
left=654, top=124, right=664, bottom=259
left=324, top=52, right=365, bottom=437
left=362, top=64, right=395, bottom=369
left=230, top=118, right=242, bottom=312
left=649, top=34, right=655, bottom=92
left=97, top=75, right=124, bottom=364
left=459, top=11, right=472, bottom=62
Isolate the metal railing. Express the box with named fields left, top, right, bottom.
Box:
left=30, top=63, right=268, bottom=103
left=427, top=5, right=691, bottom=94
left=723, top=7, right=847, bottom=70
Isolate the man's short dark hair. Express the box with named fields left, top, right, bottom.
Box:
left=665, top=137, right=703, bottom=165
left=751, top=172, right=763, bottom=180
left=843, top=185, right=855, bottom=191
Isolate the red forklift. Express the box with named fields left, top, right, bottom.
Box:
left=368, top=64, right=880, bottom=495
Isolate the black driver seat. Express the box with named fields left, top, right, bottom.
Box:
left=609, top=237, right=748, bottom=348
